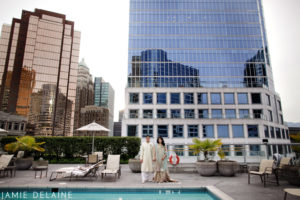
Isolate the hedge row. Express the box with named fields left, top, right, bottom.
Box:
left=0, top=136, right=140, bottom=162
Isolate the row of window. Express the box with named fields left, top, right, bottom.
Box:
left=0, top=121, right=26, bottom=131
left=129, top=92, right=281, bottom=108
left=127, top=124, right=289, bottom=139
left=172, top=144, right=292, bottom=157
left=128, top=108, right=283, bottom=124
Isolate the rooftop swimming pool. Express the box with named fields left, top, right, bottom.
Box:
left=0, top=188, right=222, bottom=200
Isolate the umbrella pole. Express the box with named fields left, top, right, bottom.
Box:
left=92, top=132, right=95, bottom=154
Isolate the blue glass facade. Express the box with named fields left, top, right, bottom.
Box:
left=128, top=0, right=272, bottom=89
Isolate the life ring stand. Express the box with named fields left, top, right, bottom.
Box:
left=169, top=154, right=180, bottom=165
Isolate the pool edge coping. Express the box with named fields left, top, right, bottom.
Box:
left=0, top=185, right=234, bottom=200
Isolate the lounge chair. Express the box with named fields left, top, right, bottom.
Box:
left=101, top=155, right=121, bottom=181
left=279, top=157, right=291, bottom=169
left=93, top=152, right=103, bottom=162
left=248, top=159, right=278, bottom=187
left=86, top=154, right=98, bottom=165
left=0, top=155, right=15, bottom=178
left=49, top=161, right=103, bottom=181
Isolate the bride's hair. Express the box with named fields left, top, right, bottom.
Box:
left=157, top=136, right=165, bottom=146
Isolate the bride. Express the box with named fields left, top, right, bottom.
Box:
left=153, top=136, right=176, bottom=183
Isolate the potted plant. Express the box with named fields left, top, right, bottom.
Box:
left=4, top=136, right=45, bottom=170
left=189, top=138, right=222, bottom=176
left=217, top=148, right=239, bottom=176
left=128, top=154, right=141, bottom=173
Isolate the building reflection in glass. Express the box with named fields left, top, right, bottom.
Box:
left=244, top=48, right=268, bottom=88
left=128, top=49, right=200, bottom=87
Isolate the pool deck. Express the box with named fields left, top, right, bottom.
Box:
left=0, top=164, right=299, bottom=200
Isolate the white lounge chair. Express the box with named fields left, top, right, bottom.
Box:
left=0, top=155, right=15, bottom=178
left=49, top=161, right=103, bottom=181
left=101, top=155, right=121, bottom=181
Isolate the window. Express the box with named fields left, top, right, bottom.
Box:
left=203, top=125, right=214, bottom=138
left=239, top=109, right=249, bottom=119
left=253, top=109, right=263, bottom=119
left=264, top=125, right=269, bottom=138
left=211, top=93, right=221, bottom=104
left=232, top=125, right=244, bottom=138
left=170, top=93, right=180, bottom=104
left=278, top=100, right=282, bottom=111
left=158, top=125, right=168, bottom=137
left=248, top=125, right=259, bottom=137
left=225, top=109, right=236, bottom=119
left=173, top=125, right=183, bottom=138
left=237, top=93, right=248, bottom=104
left=20, top=123, right=25, bottom=131
left=14, top=123, right=19, bottom=130
left=143, top=93, right=153, bottom=104
left=221, top=145, right=230, bottom=156
left=234, top=145, right=244, bottom=156
left=282, top=129, right=286, bottom=139
left=250, top=145, right=260, bottom=156
left=143, top=110, right=153, bottom=118
left=198, top=109, right=208, bottom=119
left=157, top=93, right=166, bottom=104
left=270, top=127, right=275, bottom=138
left=217, top=125, right=229, bottom=138
left=272, top=145, right=278, bottom=154
left=286, top=130, right=290, bottom=139
left=184, top=109, right=195, bottom=118
left=184, top=93, right=194, bottom=104
left=129, top=109, right=138, bottom=118
left=129, top=93, right=139, bottom=104
left=0, top=122, right=4, bottom=129
left=266, top=94, right=271, bottom=106
left=251, top=93, right=261, bottom=104
left=174, top=145, right=184, bottom=156
left=278, top=145, right=283, bottom=154
left=157, top=109, right=167, bottom=118
left=188, top=125, right=198, bottom=137
left=142, top=125, right=153, bottom=137
left=197, top=93, right=208, bottom=104
left=171, top=109, right=181, bottom=118
left=280, top=114, right=284, bottom=125
left=267, top=145, right=272, bottom=157
left=268, top=110, right=273, bottom=122
left=276, top=128, right=281, bottom=139
left=224, top=93, right=235, bottom=104
left=8, top=122, right=12, bottom=130
left=212, top=109, right=222, bottom=119
left=127, top=125, right=137, bottom=136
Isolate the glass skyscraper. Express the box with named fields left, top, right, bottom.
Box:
left=123, top=0, right=292, bottom=162
left=94, top=77, right=115, bottom=135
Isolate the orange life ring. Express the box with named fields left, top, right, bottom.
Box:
left=169, top=154, right=180, bottom=165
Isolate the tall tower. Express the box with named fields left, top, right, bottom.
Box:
left=0, top=9, right=80, bottom=136
left=123, top=0, right=292, bottom=162
left=73, top=58, right=94, bottom=130
left=94, top=77, right=115, bottom=135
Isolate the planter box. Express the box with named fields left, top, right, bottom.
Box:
left=282, top=165, right=300, bottom=186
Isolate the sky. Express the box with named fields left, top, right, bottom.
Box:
left=0, top=0, right=299, bottom=123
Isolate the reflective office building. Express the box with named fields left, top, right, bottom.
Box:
left=123, top=0, right=292, bottom=162
left=94, top=77, right=115, bottom=135
left=0, top=9, right=80, bottom=136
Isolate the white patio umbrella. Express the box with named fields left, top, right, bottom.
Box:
left=76, top=121, right=110, bottom=153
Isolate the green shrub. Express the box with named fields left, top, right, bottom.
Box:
left=1, top=136, right=140, bottom=163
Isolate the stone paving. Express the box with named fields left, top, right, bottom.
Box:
left=0, top=164, right=299, bottom=200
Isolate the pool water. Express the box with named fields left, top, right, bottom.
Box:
left=0, top=188, right=220, bottom=200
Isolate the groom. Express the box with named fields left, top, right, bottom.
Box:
left=140, top=135, right=156, bottom=183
